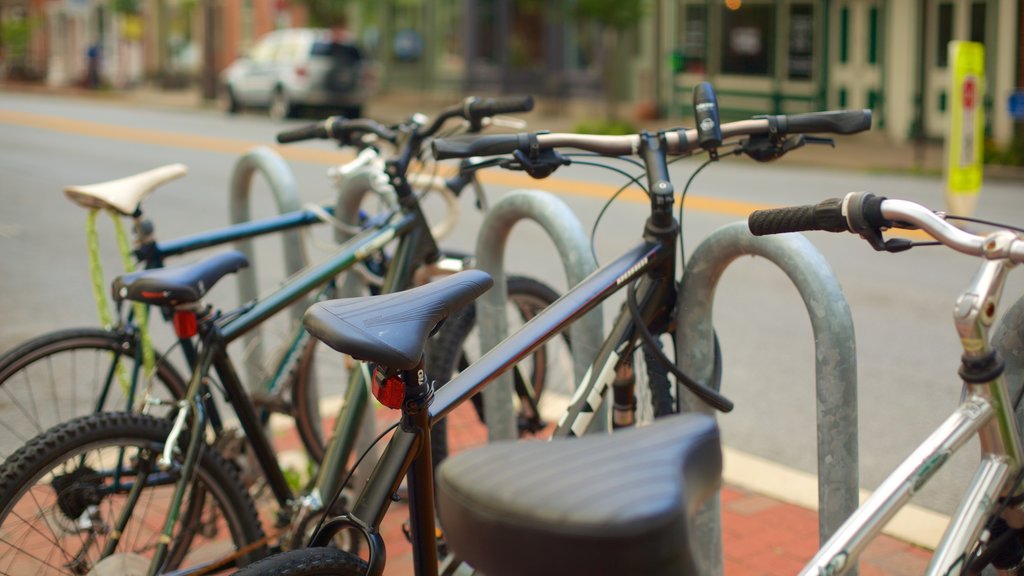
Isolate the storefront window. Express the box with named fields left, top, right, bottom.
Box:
left=720, top=4, right=773, bottom=76
left=438, top=0, right=464, bottom=73
left=969, top=1, right=986, bottom=44
left=477, top=0, right=499, bottom=65
left=788, top=4, right=813, bottom=79
left=936, top=2, right=953, bottom=67
left=679, top=3, right=706, bottom=73
left=391, top=1, right=424, bottom=62
left=509, top=2, right=543, bottom=69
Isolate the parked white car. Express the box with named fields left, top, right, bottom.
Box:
left=220, top=28, right=370, bottom=120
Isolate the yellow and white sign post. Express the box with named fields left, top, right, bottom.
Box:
left=945, top=41, right=985, bottom=216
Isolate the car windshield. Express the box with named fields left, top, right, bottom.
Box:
left=311, top=42, right=362, bottom=62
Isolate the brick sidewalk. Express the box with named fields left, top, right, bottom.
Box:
left=271, top=401, right=933, bottom=575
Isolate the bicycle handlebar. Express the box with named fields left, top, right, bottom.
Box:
left=276, top=95, right=535, bottom=146
left=431, top=110, right=871, bottom=160
left=465, top=95, right=535, bottom=121
left=749, top=192, right=1024, bottom=262
left=276, top=118, right=398, bottom=145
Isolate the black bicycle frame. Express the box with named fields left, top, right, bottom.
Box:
left=309, top=131, right=683, bottom=576
left=210, top=202, right=436, bottom=507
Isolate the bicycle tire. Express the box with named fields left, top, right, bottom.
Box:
left=0, top=327, right=187, bottom=460
left=639, top=339, right=676, bottom=421
left=0, top=411, right=266, bottom=574
left=233, top=547, right=367, bottom=576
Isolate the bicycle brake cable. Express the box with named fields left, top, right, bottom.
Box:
left=562, top=155, right=648, bottom=265
left=626, top=281, right=733, bottom=413
left=677, top=145, right=742, bottom=270
left=310, top=418, right=401, bottom=542
left=944, top=215, right=1024, bottom=235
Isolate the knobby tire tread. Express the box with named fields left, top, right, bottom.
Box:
left=0, top=411, right=267, bottom=572
left=233, top=547, right=368, bottom=576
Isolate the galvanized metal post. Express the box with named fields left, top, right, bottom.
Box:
left=675, top=222, right=858, bottom=575
left=228, top=147, right=307, bottom=392
left=333, top=166, right=398, bottom=479
left=474, top=189, right=604, bottom=440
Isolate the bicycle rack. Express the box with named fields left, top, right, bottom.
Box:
left=228, top=151, right=386, bottom=484
left=474, top=189, right=604, bottom=440
left=675, top=221, right=858, bottom=575
left=228, top=147, right=308, bottom=391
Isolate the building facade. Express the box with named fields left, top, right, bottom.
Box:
left=358, top=0, right=1020, bottom=146
left=2, top=0, right=1018, bottom=145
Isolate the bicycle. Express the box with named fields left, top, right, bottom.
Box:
left=221, top=85, right=872, bottom=575
left=0, top=98, right=575, bottom=575
left=425, top=193, right=1024, bottom=573
left=0, top=96, right=562, bottom=464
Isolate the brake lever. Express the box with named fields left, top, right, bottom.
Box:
left=740, top=134, right=836, bottom=162
left=500, top=148, right=571, bottom=179
left=804, top=135, right=836, bottom=148
left=483, top=116, right=529, bottom=130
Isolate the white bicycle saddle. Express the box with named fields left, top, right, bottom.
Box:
left=64, top=163, right=188, bottom=216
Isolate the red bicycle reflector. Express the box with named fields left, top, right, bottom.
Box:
left=372, top=365, right=405, bottom=409
left=172, top=311, right=198, bottom=338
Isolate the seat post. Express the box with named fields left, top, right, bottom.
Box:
left=401, top=358, right=440, bottom=576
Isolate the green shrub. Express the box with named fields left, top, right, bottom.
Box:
left=572, top=119, right=637, bottom=136
left=984, top=134, right=1024, bottom=166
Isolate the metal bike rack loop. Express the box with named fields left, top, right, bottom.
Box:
left=675, top=221, right=858, bottom=575
left=229, top=147, right=308, bottom=391
left=474, top=189, right=604, bottom=440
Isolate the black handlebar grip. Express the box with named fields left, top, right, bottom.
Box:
left=467, top=95, right=535, bottom=119
left=432, top=133, right=531, bottom=160
left=748, top=197, right=847, bottom=236
left=779, top=110, right=872, bottom=135
left=276, top=121, right=328, bottom=144
left=693, top=82, right=722, bottom=151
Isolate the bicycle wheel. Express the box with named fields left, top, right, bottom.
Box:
left=0, top=411, right=266, bottom=575
left=428, top=275, right=573, bottom=463
left=633, top=337, right=677, bottom=425
left=0, top=327, right=187, bottom=460
left=234, top=547, right=367, bottom=576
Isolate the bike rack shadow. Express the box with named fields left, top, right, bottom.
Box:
left=474, top=189, right=605, bottom=439
left=675, top=221, right=859, bottom=575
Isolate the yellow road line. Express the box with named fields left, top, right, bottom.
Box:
left=1, top=107, right=926, bottom=240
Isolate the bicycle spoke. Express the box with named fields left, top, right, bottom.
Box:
left=1, top=373, right=43, bottom=439
left=46, top=355, right=59, bottom=424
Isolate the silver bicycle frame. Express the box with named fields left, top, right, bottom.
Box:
left=802, top=255, right=1024, bottom=576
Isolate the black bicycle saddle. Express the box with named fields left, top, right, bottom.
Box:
left=112, top=250, right=249, bottom=307
left=437, top=413, right=722, bottom=576
left=303, top=269, right=493, bottom=370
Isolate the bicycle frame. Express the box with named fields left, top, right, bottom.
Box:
left=111, top=183, right=441, bottom=571
left=309, top=134, right=686, bottom=576
left=803, top=257, right=1024, bottom=576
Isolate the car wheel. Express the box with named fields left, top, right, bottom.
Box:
left=269, top=88, right=295, bottom=120
left=221, top=86, right=239, bottom=114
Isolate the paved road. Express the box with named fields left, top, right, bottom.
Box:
left=2, top=91, right=1024, bottom=516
